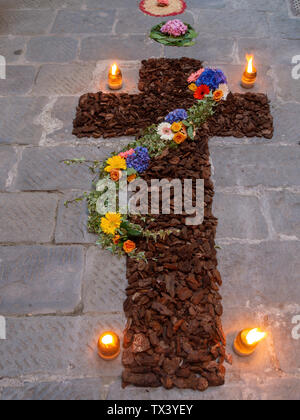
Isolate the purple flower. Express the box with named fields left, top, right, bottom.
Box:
left=126, top=147, right=150, bottom=173
left=196, top=68, right=228, bottom=91
left=160, top=19, right=188, bottom=37
left=165, top=109, right=188, bottom=124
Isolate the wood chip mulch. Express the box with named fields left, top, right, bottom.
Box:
left=72, top=58, right=274, bottom=391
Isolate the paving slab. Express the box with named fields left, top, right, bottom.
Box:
left=0, top=0, right=83, bottom=8
left=0, top=192, right=58, bottom=243
left=272, top=102, right=300, bottom=145
left=26, top=36, right=79, bottom=63
left=80, top=35, right=162, bottom=61
left=265, top=190, right=300, bottom=239
left=0, top=65, right=36, bottom=95
left=0, top=37, right=26, bottom=63
left=86, top=0, right=139, bottom=8
left=0, top=378, right=104, bottom=401
left=164, top=37, right=234, bottom=64
left=231, top=0, right=288, bottom=13
left=188, top=0, right=226, bottom=9
left=211, top=144, right=300, bottom=188
left=51, top=10, right=116, bottom=34
left=0, top=146, right=17, bottom=190
left=194, top=9, right=269, bottom=38
left=267, top=310, right=300, bottom=375
left=269, top=14, right=300, bottom=39
left=0, top=314, right=125, bottom=377
left=83, top=247, right=126, bottom=313
left=12, top=145, right=117, bottom=191
left=0, top=10, right=55, bottom=35
left=218, top=241, right=300, bottom=308
left=272, top=64, right=300, bottom=102
left=55, top=192, right=97, bottom=244
left=31, top=63, right=95, bottom=96
left=0, top=97, right=48, bottom=145
left=213, top=192, right=269, bottom=240
left=0, top=245, right=84, bottom=315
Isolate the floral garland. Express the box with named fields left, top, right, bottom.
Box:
left=65, top=67, right=229, bottom=261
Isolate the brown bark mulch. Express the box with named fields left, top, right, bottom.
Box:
left=72, top=58, right=274, bottom=391
left=73, top=57, right=273, bottom=140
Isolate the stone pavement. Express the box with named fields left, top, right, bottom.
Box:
left=0, top=0, right=299, bottom=400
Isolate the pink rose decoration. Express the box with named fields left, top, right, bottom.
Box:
left=188, top=69, right=204, bottom=84
left=119, top=149, right=135, bottom=159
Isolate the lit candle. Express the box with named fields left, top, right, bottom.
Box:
left=98, top=331, right=120, bottom=360
left=108, top=63, right=123, bottom=90
left=241, top=55, right=257, bottom=89
left=234, top=328, right=267, bottom=357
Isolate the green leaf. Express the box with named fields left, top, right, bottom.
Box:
left=188, top=126, right=194, bottom=140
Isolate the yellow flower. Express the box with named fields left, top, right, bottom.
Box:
left=171, top=122, right=183, bottom=133
left=101, top=213, right=121, bottom=235
left=105, top=156, right=126, bottom=173
left=188, top=83, right=197, bottom=92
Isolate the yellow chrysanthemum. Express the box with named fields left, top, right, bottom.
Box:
left=188, top=83, right=197, bottom=92
left=101, top=213, right=122, bottom=235
left=104, top=156, right=126, bottom=173
left=171, top=122, right=183, bottom=133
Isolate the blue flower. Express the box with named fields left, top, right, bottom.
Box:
left=165, top=109, right=188, bottom=124
left=196, top=68, right=227, bottom=91
left=126, top=147, right=150, bottom=173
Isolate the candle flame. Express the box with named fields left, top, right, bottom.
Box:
left=246, top=55, right=254, bottom=74
left=111, top=64, right=118, bottom=76
left=245, top=328, right=267, bottom=345
left=101, top=333, right=114, bottom=345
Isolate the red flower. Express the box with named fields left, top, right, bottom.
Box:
left=194, top=84, right=210, bottom=100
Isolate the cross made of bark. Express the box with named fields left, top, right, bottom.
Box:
left=73, top=58, right=274, bottom=392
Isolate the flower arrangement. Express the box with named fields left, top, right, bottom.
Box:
left=188, top=67, right=229, bottom=103
left=160, top=19, right=188, bottom=37
left=64, top=67, right=229, bottom=260
left=150, top=20, right=198, bottom=47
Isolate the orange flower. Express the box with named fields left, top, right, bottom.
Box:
left=110, top=169, right=122, bottom=182
left=213, top=89, right=224, bottom=102
left=113, top=235, right=120, bottom=245
left=173, top=131, right=187, bottom=145
left=123, top=240, right=136, bottom=254
left=127, top=174, right=137, bottom=183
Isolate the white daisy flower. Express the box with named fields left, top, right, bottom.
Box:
left=218, top=83, right=230, bottom=100
left=157, top=122, right=174, bottom=141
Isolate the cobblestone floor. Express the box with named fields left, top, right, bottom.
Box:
left=0, top=0, right=299, bottom=400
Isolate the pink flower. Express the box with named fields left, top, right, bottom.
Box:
left=119, top=149, right=135, bottom=159
left=160, top=20, right=188, bottom=37
left=188, top=69, right=204, bottom=84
